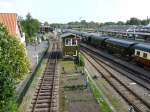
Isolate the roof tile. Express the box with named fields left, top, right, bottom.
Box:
left=0, top=13, right=17, bottom=36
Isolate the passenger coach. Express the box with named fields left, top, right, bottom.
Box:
left=133, top=44, right=150, bottom=66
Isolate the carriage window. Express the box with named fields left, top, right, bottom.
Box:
left=143, top=53, right=147, bottom=58
left=136, top=51, right=140, bottom=56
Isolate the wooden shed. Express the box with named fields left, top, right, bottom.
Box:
left=61, top=33, right=80, bottom=57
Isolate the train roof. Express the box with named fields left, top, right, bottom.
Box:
left=92, top=35, right=109, bottom=41
left=105, top=38, right=137, bottom=47
left=132, top=43, right=150, bottom=52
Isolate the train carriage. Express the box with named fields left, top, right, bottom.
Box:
left=105, top=38, right=136, bottom=57
left=132, top=44, right=150, bottom=67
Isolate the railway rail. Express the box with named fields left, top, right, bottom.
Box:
left=82, top=49, right=150, bottom=112
left=29, top=41, right=61, bottom=112
left=81, top=45, right=150, bottom=90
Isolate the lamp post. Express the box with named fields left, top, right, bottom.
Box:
left=79, top=17, right=82, bottom=31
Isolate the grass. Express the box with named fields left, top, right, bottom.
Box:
left=88, top=78, right=112, bottom=112
left=60, top=60, right=76, bottom=74
left=95, top=80, right=127, bottom=112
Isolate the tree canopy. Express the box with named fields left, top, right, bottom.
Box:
left=126, top=17, right=141, bottom=25
left=21, top=13, right=40, bottom=43
left=0, top=24, right=30, bottom=111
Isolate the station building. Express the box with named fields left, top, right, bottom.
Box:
left=61, top=33, right=80, bottom=58
left=0, top=13, right=25, bottom=44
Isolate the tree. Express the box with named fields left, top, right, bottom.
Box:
left=116, top=21, right=125, bottom=25
left=0, top=24, right=30, bottom=111
left=21, top=13, right=40, bottom=43
left=104, top=22, right=116, bottom=25
left=126, top=17, right=141, bottom=25
left=141, top=19, right=150, bottom=25
left=44, top=21, right=49, bottom=26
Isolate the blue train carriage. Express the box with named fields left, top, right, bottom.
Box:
left=61, top=33, right=80, bottom=58
left=105, top=38, right=136, bottom=57
left=132, top=43, right=150, bottom=67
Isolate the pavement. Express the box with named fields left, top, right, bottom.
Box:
left=26, top=41, right=48, bottom=69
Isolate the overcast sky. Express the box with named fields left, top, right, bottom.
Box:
left=0, top=0, right=150, bottom=23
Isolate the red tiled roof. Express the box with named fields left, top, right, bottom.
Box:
left=0, top=13, right=17, bottom=36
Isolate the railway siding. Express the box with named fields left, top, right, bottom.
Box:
left=82, top=50, right=150, bottom=112
left=80, top=43, right=150, bottom=77
left=82, top=48, right=150, bottom=104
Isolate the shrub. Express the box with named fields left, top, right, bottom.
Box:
left=0, top=24, right=30, bottom=111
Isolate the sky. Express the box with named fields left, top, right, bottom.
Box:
left=0, top=0, right=150, bottom=23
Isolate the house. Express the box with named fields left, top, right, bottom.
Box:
left=61, top=33, right=80, bottom=58
left=0, top=13, right=25, bottom=44
left=40, top=23, right=53, bottom=33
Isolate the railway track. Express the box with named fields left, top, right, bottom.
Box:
left=82, top=49, right=150, bottom=112
left=81, top=44, right=150, bottom=83
left=81, top=45, right=150, bottom=91
left=29, top=41, right=60, bottom=112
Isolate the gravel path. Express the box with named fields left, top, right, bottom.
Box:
left=26, top=41, right=48, bottom=69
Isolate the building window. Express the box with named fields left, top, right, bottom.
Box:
left=72, top=39, right=77, bottom=45
left=65, top=38, right=71, bottom=46
left=136, top=51, right=140, bottom=56
left=143, top=53, right=147, bottom=59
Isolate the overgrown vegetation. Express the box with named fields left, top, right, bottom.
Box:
left=74, top=54, right=85, bottom=67
left=0, top=24, right=30, bottom=112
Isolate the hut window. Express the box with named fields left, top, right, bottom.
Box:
left=136, top=51, right=140, bottom=56
left=143, top=53, right=147, bottom=58
left=65, top=38, right=71, bottom=45
left=72, top=39, right=77, bottom=45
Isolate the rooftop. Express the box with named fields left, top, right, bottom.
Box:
left=0, top=13, right=17, bottom=36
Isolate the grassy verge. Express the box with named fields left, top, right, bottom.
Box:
left=88, top=74, right=112, bottom=112
left=82, top=52, right=112, bottom=112
left=95, top=80, right=127, bottom=112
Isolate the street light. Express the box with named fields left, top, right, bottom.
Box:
left=79, top=17, right=82, bottom=31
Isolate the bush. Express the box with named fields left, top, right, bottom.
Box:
left=0, top=24, right=30, bottom=111
left=75, top=54, right=85, bottom=67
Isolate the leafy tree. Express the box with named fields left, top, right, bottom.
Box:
left=0, top=24, right=30, bottom=111
left=104, top=22, right=116, bottom=25
left=44, top=21, right=49, bottom=26
left=21, top=13, right=40, bottom=43
left=141, top=19, right=150, bottom=25
left=116, top=21, right=125, bottom=25
left=126, top=17, right=141, bottom=25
